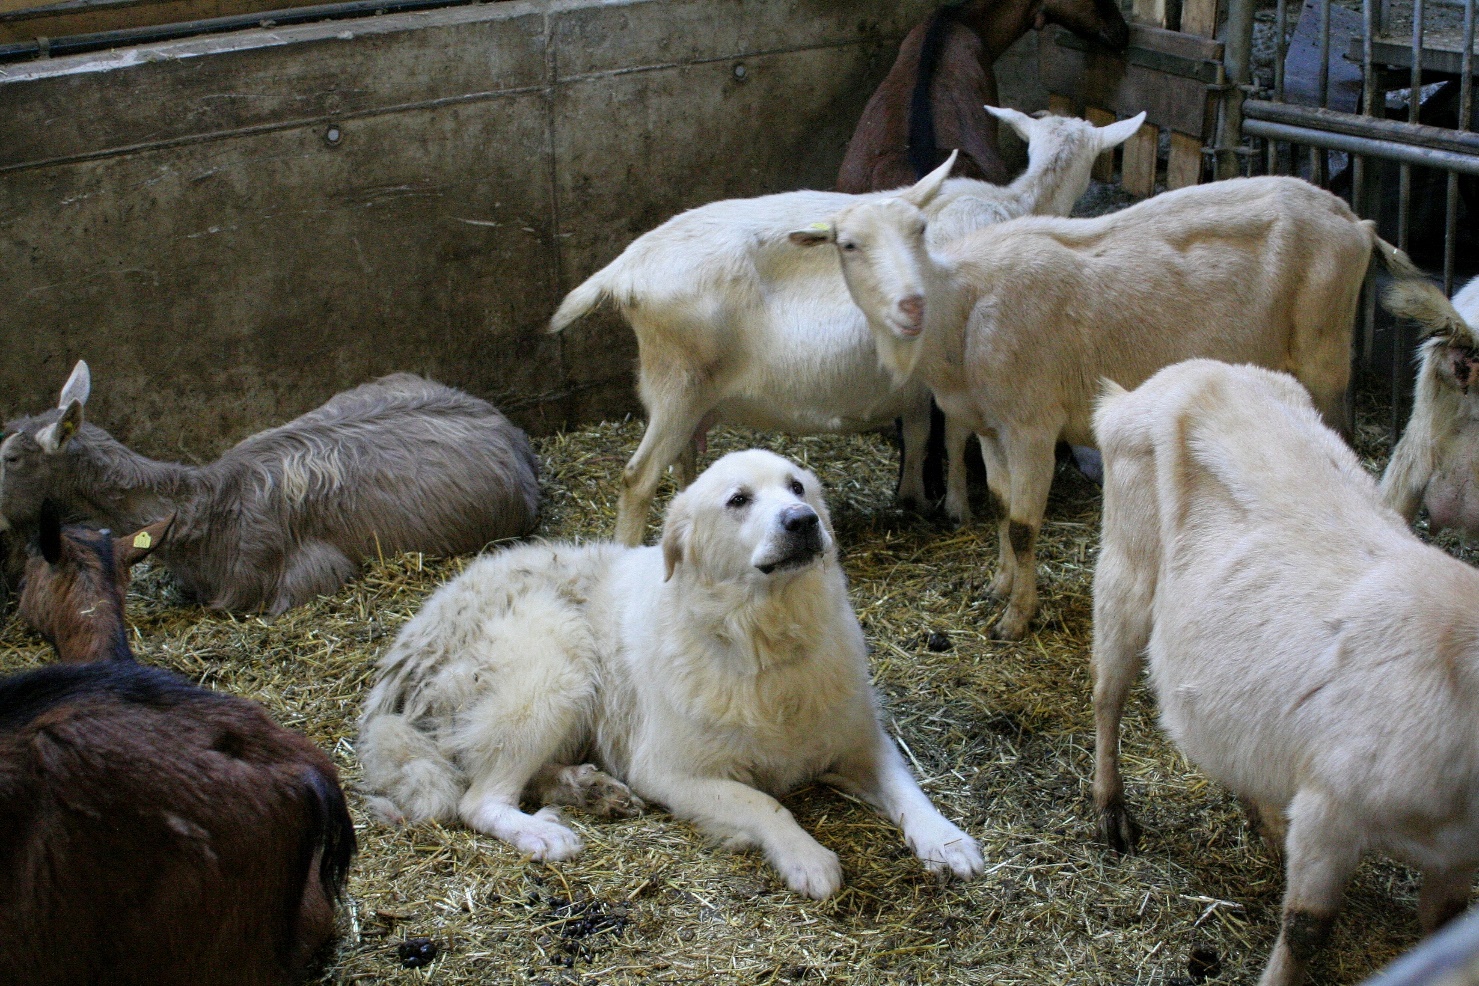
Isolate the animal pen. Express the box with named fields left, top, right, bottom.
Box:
left=2, top=0, right=1479, bottom=985
left=1041, top=0, right=1478, bottom=432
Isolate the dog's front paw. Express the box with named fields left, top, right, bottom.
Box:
left=771, top=839, right=843, bottom=899
left=911, top=824, right=985, bottom=883
left=510, top=806, right=585, bottom=861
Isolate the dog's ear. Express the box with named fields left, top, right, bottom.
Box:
left=661, top=498, right=691, bottom=582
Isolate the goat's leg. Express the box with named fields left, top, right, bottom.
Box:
left=1258, top=790, right=1363, bottom=986
left=991, top=431, right=1057, bottom=641
left=1092, top=439, right=1159, bottom=850
left=1418, top=862, right=1476, bottom=933
left=823, top=730, right=983, bottom=883
left=978, top=433, right=1015, bottom=602
left=895, top=395, right=933, bottom=511
left=267, top=541, right=358, bottom=616
left=942, top=417, right=974, bottom=525
left=616, top=394, right=711, bottom=547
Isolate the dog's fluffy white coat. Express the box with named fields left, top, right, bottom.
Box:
left=357, top=449, right=982, bottom=897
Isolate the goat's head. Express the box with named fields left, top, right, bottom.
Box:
left=1381, top=279, right=1479, bottom=537
left=1, top=360, right=92, bottom=531
left=18, top=499, right=172, bottom=663
left=791, top=150, right=952, bottom=338
left=987, top=106, right=1146, bottom=216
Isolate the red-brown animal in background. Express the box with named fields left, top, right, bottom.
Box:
left=0, top=660, right=356, bottom=986
left=837, top=0, right=1129, bottom=193
left=18, top=501, right=172, bottom=664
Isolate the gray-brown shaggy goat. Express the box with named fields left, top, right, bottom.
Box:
left=1, top=362, right=540, bottom=614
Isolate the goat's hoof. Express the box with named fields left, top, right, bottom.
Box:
left=989, top=610, right=1030, bottom=641
left=1098, top=804, right=1140, bottom=855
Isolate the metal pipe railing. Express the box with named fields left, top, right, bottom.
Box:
left=1361, top=909, right=1479, bottom=986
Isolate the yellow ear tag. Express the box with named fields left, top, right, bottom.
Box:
left=133, top=531, right=153, bottom=550
left=808, top=222, right=830, bottom=231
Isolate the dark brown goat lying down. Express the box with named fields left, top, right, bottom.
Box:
left=17, top=501, right=172, bottom=664
left=0, top=660, right=356, bottom=986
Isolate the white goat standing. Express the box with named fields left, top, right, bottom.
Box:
left=550, top=108, right=1143, bottom=546
left=798, top=175, right=1414, bottom=639
left=0, top=361, right=541, bottom=615
left=1381, top=274, right=1479, bottom=534
left=1090, top=358, right=1479, bottom=986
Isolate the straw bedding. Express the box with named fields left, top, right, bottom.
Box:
left=0, top=377, right=1458, bottom=985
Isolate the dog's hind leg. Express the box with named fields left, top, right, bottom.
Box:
left=530, top=764, right=646, bottom=818
left=824, top=731, right=984, bottom=884
left=450, top=623, right=600, bottom=861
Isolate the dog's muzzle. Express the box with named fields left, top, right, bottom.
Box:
left=756, top=504, right=825, bottom=574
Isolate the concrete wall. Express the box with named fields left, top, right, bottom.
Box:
left=0, top=0, right=1045, bottom=456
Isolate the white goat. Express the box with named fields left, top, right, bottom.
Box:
left=1381, top=274, right=1479, bottom=534
left=1090, top=358, right=1479, bottom=986
left=797, top=176, right=1415, bottom=639
left=550, top=108, right=1143, bottom=546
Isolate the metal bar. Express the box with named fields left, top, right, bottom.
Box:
left=1315, top=0, right=1332, bottom=183
left=1461, top=0, right=1476, bottom=135
left=1242, top=118, right=1479, bottom=173
left=1361, top=909, right=1479, bottom=986
left=1270, top=0, right=1289, bottom=175
left=1450, top=0, right=1476, bottom=296
left=1243, top=101, right=1479, bottom=152
left=1275, top=0, right=1288, bottom=99
left=1218, top=0, right=1256, bottom=178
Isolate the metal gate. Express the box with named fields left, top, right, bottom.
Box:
left=1223, top=0, right=1475, bottom=430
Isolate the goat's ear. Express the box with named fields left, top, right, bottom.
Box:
left=57, top=360, right=91, bottom=410
left=660, top=500, right=691, bottom=582
left=38, top=500, right=63, bottom=566
left=984, top=105, right=1036, bottom=141
left=901, top=149, right=957, bottom=209
left=788, top=222, right=836, bottom=247
left=36, top=400, right=84, bottom=454
left=115, top=513, right=173, bottom=568
left=1096, top=112, right=1146, bottom=152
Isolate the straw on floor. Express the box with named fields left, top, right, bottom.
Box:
left=0, top=383, right=1448, bottom=985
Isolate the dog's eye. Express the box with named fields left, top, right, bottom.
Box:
left=727, top=492, right=750, bottom=509
left=789, top=480, right=804, bottom=496
left=840, top=240, right=857, bottom=252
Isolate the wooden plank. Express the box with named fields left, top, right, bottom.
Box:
left=1167, top=131, right=1203, bottom=188
left=1180, top=0, right=1218, bottom=37
left=1121, top=121, right=1159, bottom=197
left=1086, top=106, right=1117, bottom=181
left=1039, top=28, right=1217, bottom=137
left=0, top=0, right=338, bottom=40
left=1048, top=94, right=1077, bottom=117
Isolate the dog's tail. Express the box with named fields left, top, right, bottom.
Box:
left=356, top=707, right=463, bottom=825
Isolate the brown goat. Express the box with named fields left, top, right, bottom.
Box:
left=836, top=0, right=1129, bottom=193
left=0, top=659, right=356, bottom=986
left=18, top=502, right=172, bottom=664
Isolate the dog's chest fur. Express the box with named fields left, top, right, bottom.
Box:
left=610, top=560, right=876, bottom=793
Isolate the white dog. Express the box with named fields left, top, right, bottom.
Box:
left=357, top=449, right=983, bottom=897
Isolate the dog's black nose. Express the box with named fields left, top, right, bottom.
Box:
left=781, top=505, right=819, bottom=533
